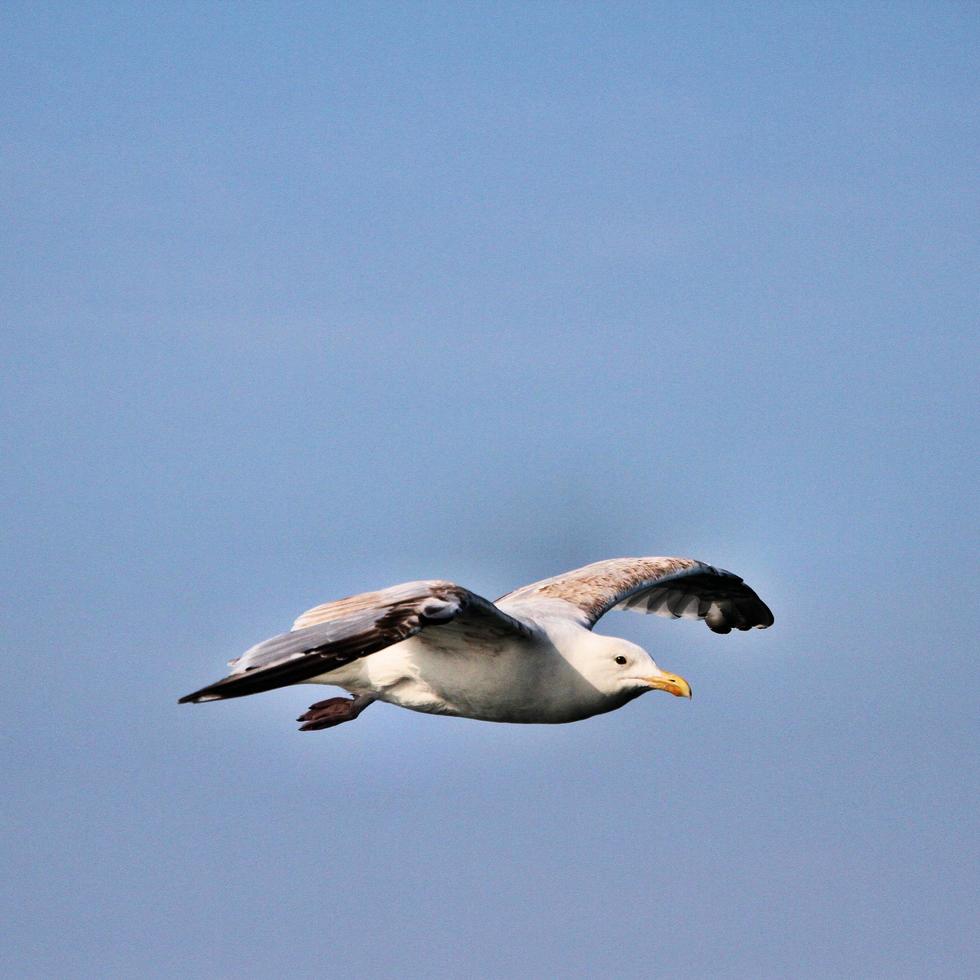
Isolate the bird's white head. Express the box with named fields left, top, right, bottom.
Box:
left=581, top=635, right=692, bottom=702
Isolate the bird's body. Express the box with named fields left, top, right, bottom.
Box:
left=308, top=609, right=637, bottom=724
left=180, top=557, right=774, bottom=730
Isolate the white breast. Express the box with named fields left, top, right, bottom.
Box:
left=312, top=625, right=619, bottom=724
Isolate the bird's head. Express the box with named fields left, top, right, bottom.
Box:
left=586, top=636, right=693, bottom=702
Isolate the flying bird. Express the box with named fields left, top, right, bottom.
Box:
left=179, top=557, right=773, bottom=730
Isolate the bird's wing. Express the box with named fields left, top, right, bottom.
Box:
left=179, top=580, right=534, bottom=703
left=498, top=557, right=773, bottom=634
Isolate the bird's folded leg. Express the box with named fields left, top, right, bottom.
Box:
left=297, top=694, right=375, bottom=732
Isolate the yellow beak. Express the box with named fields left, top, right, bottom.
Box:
left=645, top=672, right=693, bottom=699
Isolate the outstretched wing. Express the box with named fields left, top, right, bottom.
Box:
left=179, top=580, right=533, bottom=704
left=498, top=557, right=773, bottom=634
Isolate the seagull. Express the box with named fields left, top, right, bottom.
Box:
left=179, top=556, right=773, bottom=730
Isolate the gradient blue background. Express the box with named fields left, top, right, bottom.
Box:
left=2, top=3, right=977, bottom=977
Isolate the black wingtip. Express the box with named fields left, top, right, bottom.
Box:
left=176, top=652, right=338, bottom=705
left=177, top=681, right=232, bottom=704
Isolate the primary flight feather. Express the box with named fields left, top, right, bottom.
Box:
left=179, top=556, right=774, bottom=730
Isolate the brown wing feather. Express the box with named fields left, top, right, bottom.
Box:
left=179, top=581, right=532, bottom=704
left=499, top=557, right=773, bottom=633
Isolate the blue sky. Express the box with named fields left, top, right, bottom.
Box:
left=2, top=3, right=977, bottom=977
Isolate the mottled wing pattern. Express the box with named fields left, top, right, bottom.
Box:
left=179, top=580, right=533, bottom=703
left=500, top=557, right=774, bottom=634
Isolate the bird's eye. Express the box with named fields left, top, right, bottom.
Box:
left=615, top=656, right=628, bottom=665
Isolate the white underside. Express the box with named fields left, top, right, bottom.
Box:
left=309, top=624, right=638, bottom=724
